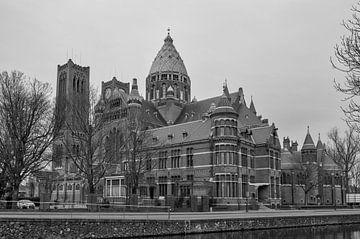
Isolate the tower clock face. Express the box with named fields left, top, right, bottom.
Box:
left=105, top=88, right=112, bottom=99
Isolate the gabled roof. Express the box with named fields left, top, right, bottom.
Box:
left=251, top=125, right=273, bottom=145
left=251, top=124, right=280, bottom=147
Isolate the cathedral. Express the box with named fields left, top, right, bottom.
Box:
left=52, top=32, right=282, bottom=210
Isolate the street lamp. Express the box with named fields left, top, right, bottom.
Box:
left=291, top=171, right=295, bottom=206
left=246, top=191, right=249, bottom=212
left=331, top=171, right=336, bottom=210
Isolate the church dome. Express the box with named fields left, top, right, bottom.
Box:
left=149, top=33, right=188, bottom=76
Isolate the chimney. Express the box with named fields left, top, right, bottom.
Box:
left=283, top=137, right=290, bottom=150
left=291, top=141, right=298, bottom=152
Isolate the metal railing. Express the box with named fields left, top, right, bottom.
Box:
left=0, top=200, right=172, bottom=220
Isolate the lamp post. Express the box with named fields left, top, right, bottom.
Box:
left=246, top=191, right=249, bottom=213
left=331, top=171, right=336, bottom=210
left=291, top=171, right=295, bottom=206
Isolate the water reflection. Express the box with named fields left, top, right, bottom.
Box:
left=152, top=224, right=360, bottom=239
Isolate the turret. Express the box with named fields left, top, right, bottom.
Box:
left=127, top=78, right=142, bottom=108
left=301, top=126, right=317, bottom=163
left=249, top=96, right=257, bottom=115
left=210, top=85, right=239, bottom=138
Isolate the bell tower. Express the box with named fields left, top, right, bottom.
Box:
left=56, top=59, right=90, bottom=130
left=53, top=59, right=90, bottom=171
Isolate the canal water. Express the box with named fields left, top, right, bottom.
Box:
left=152, top=224, right=360, bottom=239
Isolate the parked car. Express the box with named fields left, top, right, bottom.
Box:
left=17, top=199, right=35, bottom=209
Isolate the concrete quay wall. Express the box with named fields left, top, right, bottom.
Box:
left=1, top=214, right=360, bottom=238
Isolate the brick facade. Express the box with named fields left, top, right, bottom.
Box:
left=53, top=33, right=282, bottom=208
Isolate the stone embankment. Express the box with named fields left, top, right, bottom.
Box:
left=1, top=213, right=360, bottom=238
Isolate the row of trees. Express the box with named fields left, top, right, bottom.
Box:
left=0, top=71, right=155, bottom=207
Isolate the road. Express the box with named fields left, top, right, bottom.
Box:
left=0, top=209, right=359, bottom=221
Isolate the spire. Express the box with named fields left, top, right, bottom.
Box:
left=128, top=78, right=142, bottom=107
left=164, top=28, right=173, bottom=44
left=223, top=79, right=231, bottom=102
left=249, top=96, right=257, bottom=115
left=238, top=88, right=246, bottom=106
left=211, top=87, right=238, bottom=117
left=301, top=126, right=316, bottom=151
left=316, top=133, right=324, bottom=149
left=217, top=92, right=231, bottom=107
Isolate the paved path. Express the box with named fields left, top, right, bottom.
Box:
left=0, top=209, right=359, bottom=221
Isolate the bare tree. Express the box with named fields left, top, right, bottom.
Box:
left=0, top=71, right=56, bottom=206
left=119, top=109, right=158, bottom=204
left=350, top=163, right=360, bottom=193
left=59, top=87, right=116, bottom=199
left=332, top=3, right=360, bottom=128
left=326, top=127, right=360, bottom=194
left=298, top=162, right=320, bottom=205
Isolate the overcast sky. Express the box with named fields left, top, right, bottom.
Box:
left=0, top=0, right=355, bottom=147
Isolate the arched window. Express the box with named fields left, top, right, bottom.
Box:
left=281, top=172, right=286, bottom=184
left=73, top=76, right=76, bottom=90
left=174, top=83, right=178, bottom=98
left=77, top=78, right=80, bottom=92
left=150, top=85, right=155, bottom=99
left=162, top=83, right=166, bottom=98
left=81, top=80, right=84, bottom=93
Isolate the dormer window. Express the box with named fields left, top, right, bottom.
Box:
left=152, top=136, right=158, bottom=142
left=168, top=134, right=174, bottom=140
left=183, top=131, right=188, bottom=138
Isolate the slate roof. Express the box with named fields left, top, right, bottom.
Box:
left=174, top=91, right=263, bottom=127
left=281, top=149, right=302, bottom=170
left=249, top=97, right=256, bottom=115
left=302, top=131, right=316, bottom=150
left=316, top=137, right=325, bottom=150
left=141, top=101, right=167, bottom=127
left=149, top=34, right=188, bottom=76
left=251, top=125, right=273, bottom=145
left=281, top=147, right=340, bottom=171
left=148, top=119, right=211, bottom=147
